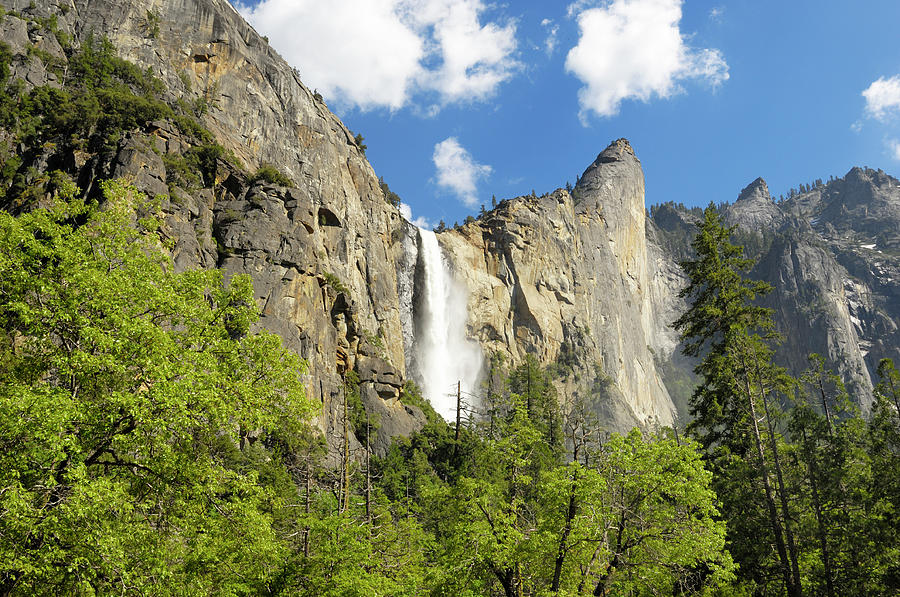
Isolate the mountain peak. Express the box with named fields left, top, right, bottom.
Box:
left=593, top=138, right=636, bottom=165
left=725, top=176, right=783, bottom=233
left=574, top=138, right=643, bottom=203
left=736, top=177, right=771, bottom=203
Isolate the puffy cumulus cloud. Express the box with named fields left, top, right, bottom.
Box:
left=432, top=137, right=491, bottom=206
left=407, top=0, right=518, bottom=103
left=862, top=76, right=900, bottom=121
left=236, top=0, right=422, bottom=110
left=399, top=202, right=433, bottom=229
left=237, top=0, right=518, bottom=111
left=564, top=0, right=728, bottom=119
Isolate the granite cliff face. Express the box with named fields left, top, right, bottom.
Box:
left=651, top=168, right=900, bottom=413
left=440, top=140, right=676, bottom=429
left=2, top=0, right=897, bottom=447
left=725, top=177, right=785, bottom=233
left=0, top=0, right=426, bottom=456
left=0, top=0, right=682, bottom=437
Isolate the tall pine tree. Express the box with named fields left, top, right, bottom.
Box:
left=675, top=206, right=802, bottom=596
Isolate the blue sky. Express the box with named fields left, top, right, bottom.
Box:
left=235, top=0, right=900, bottom=229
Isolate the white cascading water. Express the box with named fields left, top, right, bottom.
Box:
left=415, top=228, right=483, bottom=421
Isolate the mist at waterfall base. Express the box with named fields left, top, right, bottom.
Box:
left=408, top=229, right=484, bottom=422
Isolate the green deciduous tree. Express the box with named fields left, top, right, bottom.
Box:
left=0, top=180, right=313, bottom=595
left=535, top=430, right=735, bottom=596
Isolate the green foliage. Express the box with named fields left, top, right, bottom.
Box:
left=0, top=41, right=11, bottom=86
left=250, top=163, right=293, bottom=187
left=30, top=14, right=71, bottom=51
left=162, top=152, right=202, bottom=190
left=189, top=80, right=219, bottom=117
left=0, top=180, right=314, bottom=594
left=353, top=132, right=366, bottom=155
left=25, top=44, right=64, bottom=74
left=507, top=354, right=562, bottom=456
left=545, top=430, right=735, bottom=595
left=676, top=205, right=804, bottom=594
left=378, top=176, right=401, bottom=208
left=322, top=271, right=349, bottom=295
left=343, top=371, right=379, bottom=445
left=676, top=210, right=900, bottom=595
left=162, top=140, right=235, bottom=191
left=0, top=34, right=172, bottom=161
left=730, top=226, right=776, bottom=260
left=69, top=34, right=164, bottom=97
left=0, top=33, right=247, bottom=207
left=177, top=70, right=192, bottom=91
left=375, top=360, right=733, bottom=596
left=1, top=17, right=895, bottom=596
left=399, top=380, right=442, bottom=425
left=145, top=10, right=161, bottom=38
left=183, top=142, right=225, bottom=187
left=425, top=413, right=733, bottom=595
left=784, top=365, right=900, bottom=596
left=675, top=205, right=779, bottom=451
left=286, top=495, right=434, bottom=596
left=648, top=201, right=709, bottom=261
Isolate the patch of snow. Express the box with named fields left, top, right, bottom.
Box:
left=861, top=243, right=876, bottom=249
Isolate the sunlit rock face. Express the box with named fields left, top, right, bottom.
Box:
left=2, top=0, right=685, bottom=448
left=440, top=139, right=677, bottom=430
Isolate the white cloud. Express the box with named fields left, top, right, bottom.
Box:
left=565, top=0, right=595, bottom=18
left=564, top=0, right=729, bottom=119
left=709, top=6, right=724, bottom=22
left=890, top=139, right=900, bottom=161
left=541, top=18, right=560, bottom=56
left=862, top=76, right=900, bottom=121
left=237, top=0, right=518, bottom=111
left=432, top=137, right=491, bottom=206
left=399, top=202, right=433, bottom=229
left=407, top=0, right=519, bottom=103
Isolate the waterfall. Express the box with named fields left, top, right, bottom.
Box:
left=413, top=228, right=483, bottom=421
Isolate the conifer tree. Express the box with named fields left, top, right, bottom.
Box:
left=675, top=205, right=802, bottom=596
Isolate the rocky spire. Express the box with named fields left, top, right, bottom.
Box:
left=737, top=177, right=771, bottom=203
left=725, top=176, right=785, bottom=233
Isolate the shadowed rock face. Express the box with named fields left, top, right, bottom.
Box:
left=754, top=235, right=875, bottom=409
left=651, top=167, right=900, bottom=413
left=725, top=177, right=785, bottom=233
left=0, top=0, right=425, bottom=457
